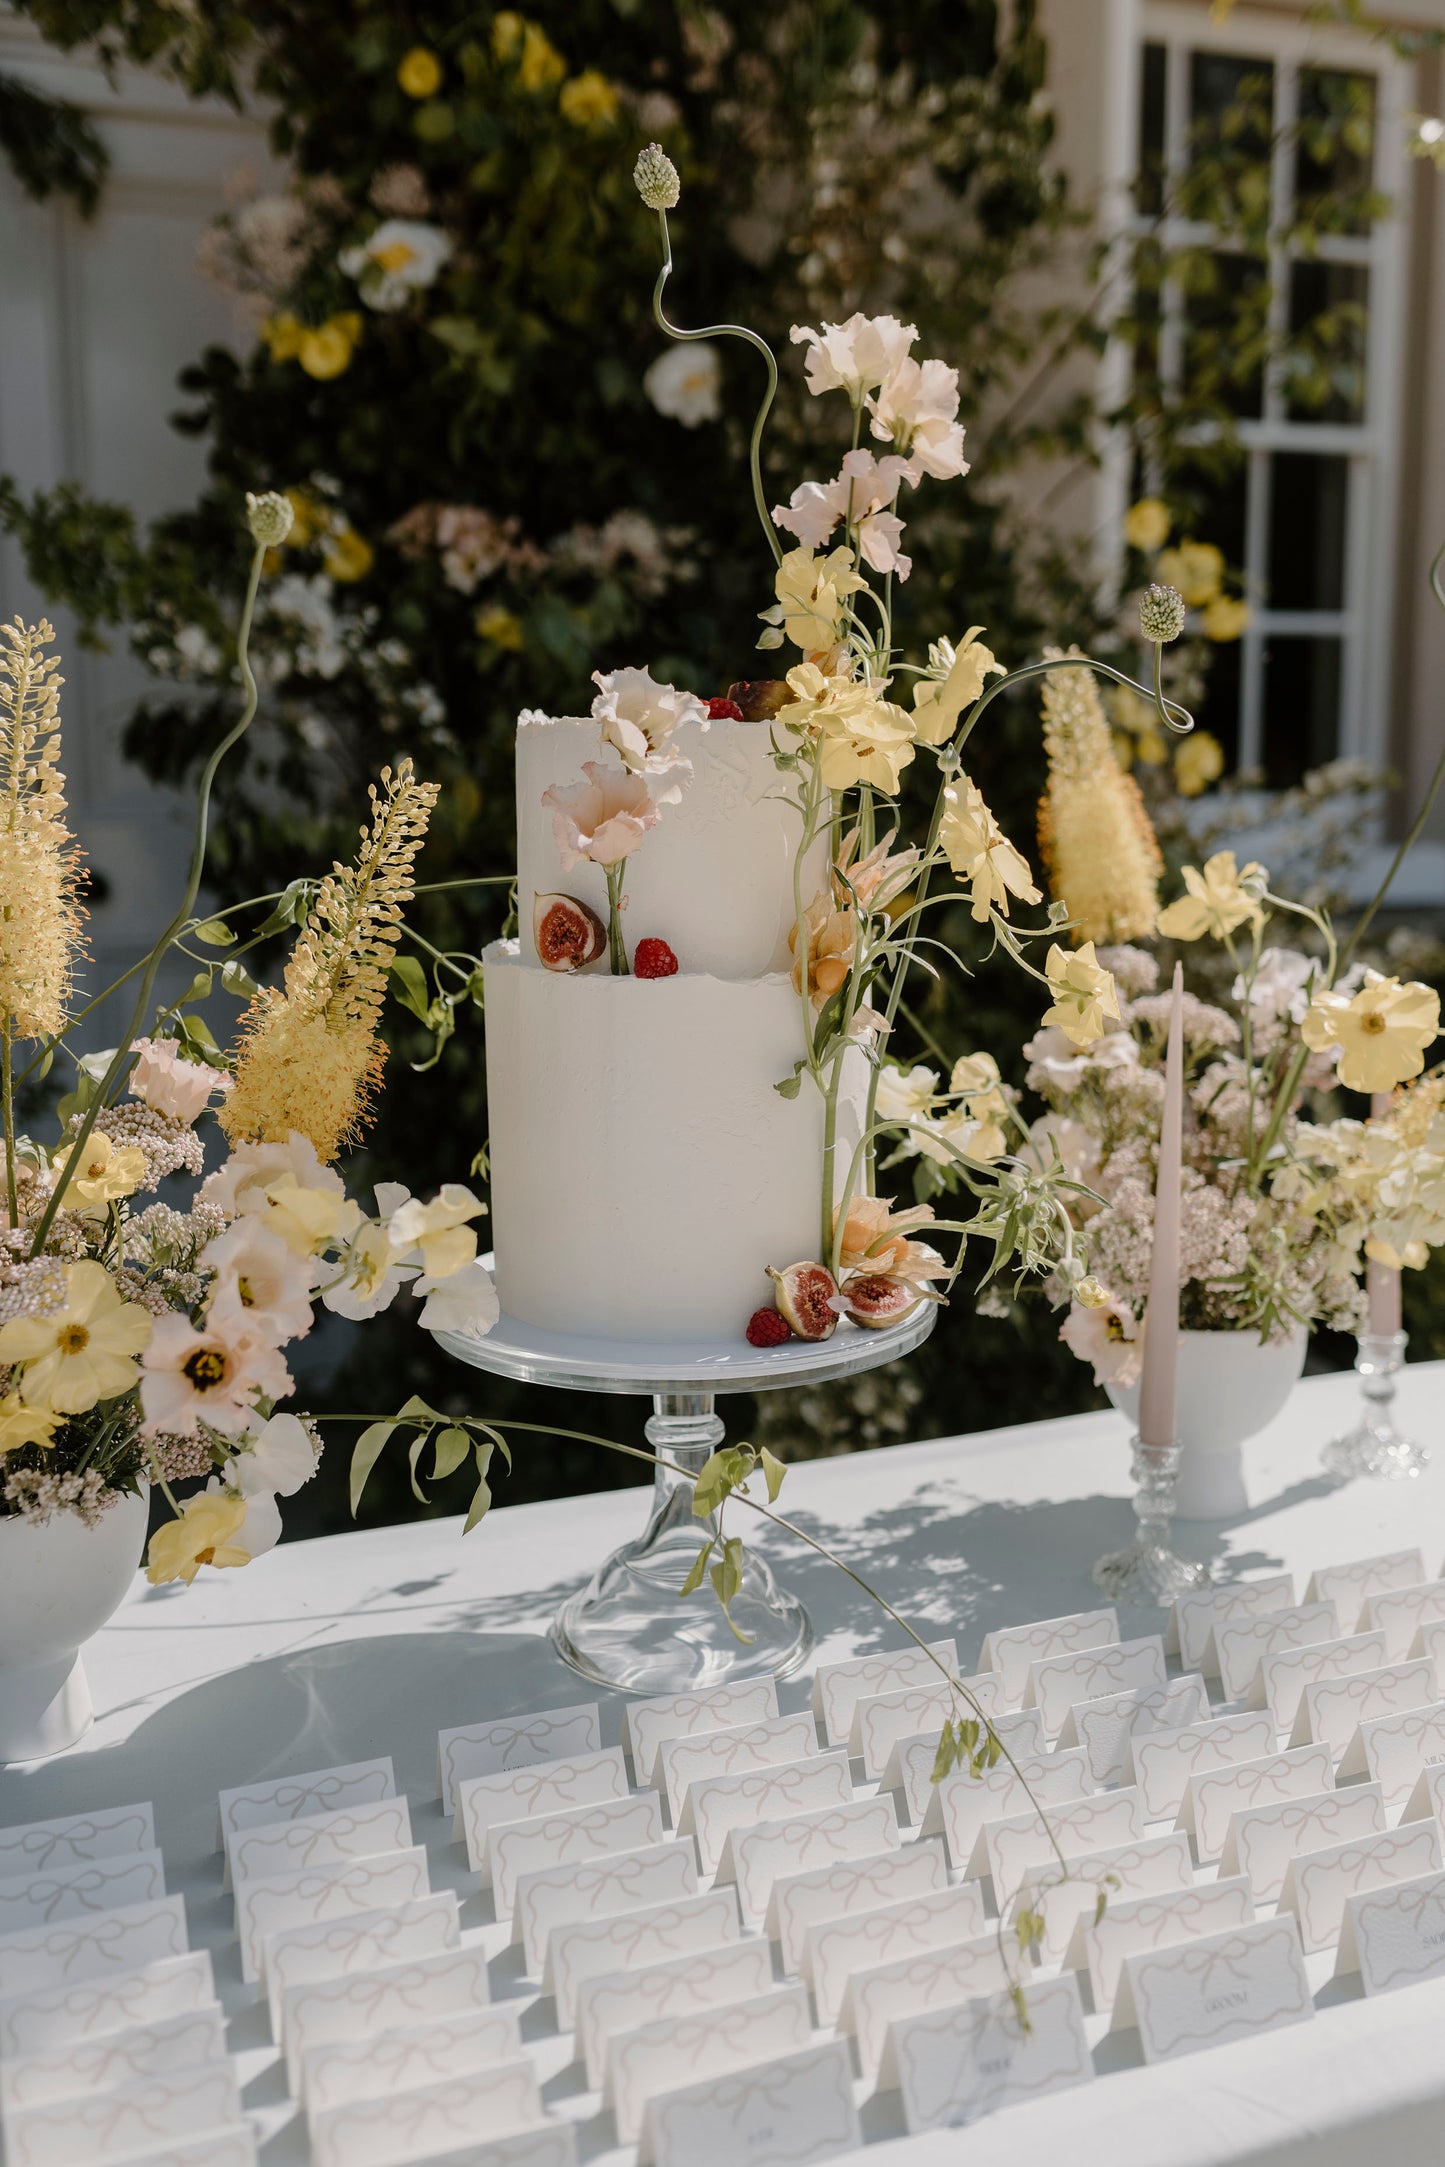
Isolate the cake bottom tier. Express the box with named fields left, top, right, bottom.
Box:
left=483, top=942, right=867, bottom=1342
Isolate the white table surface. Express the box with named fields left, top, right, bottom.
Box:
left=3, top=1360, right=1445, bottom=2166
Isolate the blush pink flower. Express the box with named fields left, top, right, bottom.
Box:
left=1060, top=1295, right=1143, bottom=1387
left=835, top=1194, right=948, bottom=1287
left=201, top=1218, right=317, bottom=1344
left=140, top=1312, right=292, bottom=1436
left=129, top=1038, right=230, bottom=1125
left=543, top=760, right=662, bottom=869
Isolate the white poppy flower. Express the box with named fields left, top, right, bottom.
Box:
left=338, top=219, right=452, bottom=312
left=643, top=341, right=722, bottom=425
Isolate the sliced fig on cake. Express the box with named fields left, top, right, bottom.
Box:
left=534, top=892, right=606, bottom=972
left=726, top=679, right=790, bottom=723
left=840, top=1273, right=920, bottom=1329
left=766, top=1262, right=840, bottom=1341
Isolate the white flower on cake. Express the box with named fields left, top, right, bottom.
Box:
left=590, top=664, right=703, bottom=783
left=643, top=341, right=722, bottom=425
left=789, top=313, right=917, bottom=399
left=543, top=760, right=662, bottom=869
left=867, top=356, right=969, bottom=481
left=772, top=450, right=915, bottom=578
left=338, top=218, right=451, bottom=311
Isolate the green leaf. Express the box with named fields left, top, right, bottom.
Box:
left=464, top=1465, right=492, bottom=1532
left=773, top=1070, right=802, bottom=1099
left=220, top=959, right=261, bottom=999
left=397, top=1393, right=448, bottom=1425
left=929, top=1721, right=957, bottom=1785
left=192, top=917, right=236, bottom=947
left=692, top=1449, right=736, bottom=1518
left=1094, top=1888, right=1110, bottom=1926
left=406, top=1427, right=433, bottom=1503
left=710, top=1535, right=745, bottom=1609
left=759, top=1447, right=787, bottom=1503
left=349, top=1420, right=395, bottom=1516
left=432, top=1426, right=471, bottom=1481
left=390, top=955, right=432, bottom=1021
left=181, top=970, right=212, bottom=1004
left=680, top=1539, right=714, bottom=1598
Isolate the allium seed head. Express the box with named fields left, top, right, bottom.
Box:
left=1139, top=582, right=1187, bottom=644
left=633, top=142, right=680, bottom=211
left=245, top=490, right=294, bottom=548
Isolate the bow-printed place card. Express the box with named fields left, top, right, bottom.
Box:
left=1338, top=1699, right=1445, bottom=1803
left=1, top=2060, right=239, bottom=2167
left=1011, top=1830, right=1192, bottom=1966
left=282, top=1944, right=492, bottom=2097
left=1114, top=1914, right=1312, bottom=2062
left=982, top=1789, right=1144, bottom=1902
left=519, top=1841, right=697, bottom=1978
left=1288, top=1659, right=1436, bottom=1753
left=924, top=1748, right=1092, bottom=1875
left=1219, top=1783, right=1385, bottom=1903
left=606, top=1984, right=810, bottom=2152
left=236, top=1846, right=430, bottom=1983
left=490, top=1795, right=663, bottom=1918
left=437, top=1703, right=601, bottom=1814
left=683, top=1753, right=851, bottom=1877
left=655, top=1714, right=816, bottom=1816
left=105, top=2132, right=256, bottom=2167
left=1025, top=1638, right=1167, bottom=1739
left=806, top=1883, right=985, bottom=2027
left=1336, top=1865, right=1445, bottom=1992
left=882, top=1710, right=1045, bottom=1825
left=225, top=1796, right=411, bottom=1892
left=1365, top=1578, right=1445, bottom=1660
left=0, top=1951, right=215, bottom=2062
left=1077, top=1877, right=1254, bottom=2010
left=0, top=1807, right=155, bottom=1882
left=416, top=2130, right=576, bottom=2167
left=626, top=1681, right=778, bottom=1785
left=1168, top=1576, right=1295, bottom=1670
left=841, top=1933, right=1010, bottom=2084
left=1211, top=1604, right=1339, bottom=1702
left=457, top=1748, right=629, bottom=1872
left=848, top=1681, right=981, bottom=1782
left=1057, top=1675, right=1208, bottom=1786
left=767, top=1838, right=944, bottom=1972
left=575, top=1937, right=773, bottom=2089
left=0, top=1853, right=166, bottom=1938
left=646, top=2037, right=860, bottom=2167
left=1306, top=1550, right=1425, bottom=1629
left=1279, top=1819, right=1443, bottom=1953
left=979, top=1611, right=1117, bottom=1705
left=1413, top=1617, right=1445, bottom=1692
left=1177, top=1743, right=1333, bottom=1862
left=265, top=1891, right=459, bottom=2041
left=302, top=2003, right=523, bottom=2116
left=720, top=1797, right=897, bottom=1930
left=1400, top=1758, right=1445, bottom=1827
left=812, top=1641, right=958, bottom=1746
left=0, top=2005, right=226, bottom=2115
left=0, top=1896, right=188, bottom=2002
left=309, top=2059, right=540, bottom=2167
left=1248, top=1629, right=1390, bottom=1730
left=1125, top=1710, right=1276, bottom=1822
left=547, top=1886, right=740, bottom=2030
left=217, top=1759, right=394, bottom=1844
left=891, top=1974, right=1092, bottom=2132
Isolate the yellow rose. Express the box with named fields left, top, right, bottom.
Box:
left=1173, top=729, right=1225, bottom=798
left=911, top=628, right=1005, bottom=746
left=323, top=527, right=374, bottom=582
left=558, top=70, right=618, bottom=129
left=298, top=315, right=362, bottom=381
left=1124, top=498, right=1171, bottom=552
left=1302, top=975, right=1441, bottom=1095
left=1041, top=940, right=1121, bottom=1048
left=476, top=604, right=525, bottom=650
left=1156, top=540, right=1224, bottom=608
left=146, top=1492, right=250, bottom=1587
left=1156, top=850, right=1266, bottom=941
left=1201, top=594, right=1250, bottom=642
left=397, top=47, right=443, bottom=98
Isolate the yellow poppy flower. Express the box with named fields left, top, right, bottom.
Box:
left=1156, top=850, right=1266, bottom=941
left=0, top=1260, right=152, bottom=1415
left=1302, top=975, right=1441, bottom=1094
left=145, top=1492, right=250, bottom=1587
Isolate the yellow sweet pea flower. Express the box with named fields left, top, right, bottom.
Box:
left=1041, top=941, right=1122, bottom=1048
left=1156, top=851, right=1266, bottom=941
left=0, top=1396, right=55, bottom=1452
left=771, top=547, right=866, bottom=658
left=1302, top=975, right=1441, bottom=1095
left=261, top=1177, right=363, bottom=1258
left=323, top=526, right=374, bottom=582
left=1124, top=498, right=1171, bottom=552
left=146, top=1491, right=250, bottom=1587
left=1156, top=539, right=1224, bottom=608
left=559, top=70, right=618, bottom=128
left=389, top=1185, right=486, bottom=1279
left=1201, top=594, right=1250, bottom=642
left=397, top=47, right=443, bottom=98
left=940, top=779, right=1040, bottom=923
left=0, top=1260, right=152, bottom=1415
left=911, top=629, right=1005, bottom=746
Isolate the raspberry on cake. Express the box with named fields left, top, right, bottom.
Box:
left=633, top=938, right=678, bottom=978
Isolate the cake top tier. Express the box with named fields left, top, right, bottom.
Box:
left=515, top=711, right=823, bottom=980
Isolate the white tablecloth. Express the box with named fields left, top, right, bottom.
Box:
left=3, top=1361, right=1445, bottom=2165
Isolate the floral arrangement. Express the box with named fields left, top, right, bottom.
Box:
left=0, top=494, right=498, bottom=1578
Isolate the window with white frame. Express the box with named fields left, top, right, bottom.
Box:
left=1135, top=5, right=1407, bottom=786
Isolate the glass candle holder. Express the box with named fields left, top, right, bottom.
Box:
left=1093, top=1432, right=1208, bottom=1604
left=1322, top=1331, right=1426, bottom=1481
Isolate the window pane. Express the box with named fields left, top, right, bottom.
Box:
left=1183, top=252, right=1268, bottom=419
left=1138, top=43, right=1167, bottom=216
left=1286, top=260, right=1369, bottom=423
left=1261, top=636, right=1341, bottom=783
left=1166, top=452, right=1248, bottom=570
left=1187, top=51, right=1274, bottom=225
left=1196, top=633, right=1242, bottom=774
left=1268, top=454, right=1349, bottom=611
left=1296, top=68, right=1376, bottom=235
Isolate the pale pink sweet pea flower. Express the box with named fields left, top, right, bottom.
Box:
left=224, top=1412, right=318, bottom=1499
left=789, top=313, right=918, bottom=399
left=140, top=1313, right=292, bottom=1436
left=772, top=450, right=915, bottom=578
left=543, top=761, right=662, bottom=869
left=868, top=357, right=970, bottom=482
left=129, top=1038, right=230, bottom=1124
left=201, top=1133, right=346, bottom=1219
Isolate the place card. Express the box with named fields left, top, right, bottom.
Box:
left=1113, top=1915, right=1312, bottom=2061
left=607, top=1984, right=810, bottom=2149
left=626, top=1681, right=778, bottom=1784
left=1280, top=1820, right=1443, bottom=1953
left=217, top=1759, right=395, bottom=1842
left=979, top=1611, right=1117, bottom=1705
left=457, top=1747, right=629, bottom=1872
left=548, top=1886, right=740, bottom=2029
left=519, top=1840, right=697, bottom=1977
left=849, top=1681, right=989, bottom=1782
left=108, top=2133, right=256, bottom=2167
left=235, top=1846, right=429, bottom=1982
left=1220, top=1783, right=1385, bottom=1904
left=722, top=1799, right=898, bottom=1929
left=1126, top=1710, right=1276, bottom=1822
left=656, top=1713, right=816, bottom=1814
left=264, top=1891, right=459, bottom=2039
left=1057, top=1675, right=1208, bottom=1786
left=1026, top=1638, right=1167, bottom=1738
left=282, top=1945, right=492, bottom=2096
left=840, top=1931, right=1009, bottom=2085
left=1177, top=1743, right=1333, bottom=1862
left=0, top=1896, right=188, bottom=2002
left=923, top=1748, right=1092, bottom=1874
left=1211, top=1603, right=1339, bottom=1702
left=575, top=1938, right=773, bottom=2088
left=437, top=1703, right=601, bottom=1813
left=767, top=1839, right=945, bottom=1972
left=1336, top=1867, right=1445, bottom=1992
left=1, top=2061, right=239, bottom=2167
left=1012, top=1830, right=1192, bottom=1966
left=490, top=1794, right=664, bottom=1918
left=891, top=1974, right=1092, bottom=2131
left=225, top=1796, right=412, bottom=1892
left=1289, top=1659, right=1437, bottom=1752
left=983, top=1789, right=1144, bottom=1902
left=684, top=1753, right=851, bottom=1877
left=1169, top=1575, right=1295, bottom=1671
left=0, top=1951, right=215, bottom=2061
left=812, top=1641, right=958, bottom=1746
left=309, top=2058, right=540, bottom=2167
left=646, top=2037, right=860, bottom=2167
left=0, top=1852, right=166, bottom=1937
left=882, top=1710, right=1044, bottom=1823
left=427, top=2132, right=575, bottom=2167
left=1306, top=1550, right=1425, bottom=1628
left=1077, top=1878, right=1253, bottom=2010
left=1248, top=1630, right=1390, bottom=1730
left=806, top=1883, right=984, bottom=2028
left=0, top=1806, right=155, bottom=1881
left=0, top=2005, right=227, bottom=2114
left=1342, top=1701, right=1445, bottom=1804
left=303, top=2002, right=523, bottom=2115
left=1365, top=1579, right=1445, bottom=1660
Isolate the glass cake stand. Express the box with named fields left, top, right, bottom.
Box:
left=437, top=1270, right=936, bottom=1695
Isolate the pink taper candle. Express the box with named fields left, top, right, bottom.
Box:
left=1138, top=961, right=1184, bottom=1449
left=1367, top=1091, right=1403, bottom=1336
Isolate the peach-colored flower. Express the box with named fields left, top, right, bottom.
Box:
left=128, top=1038, right=230, bottom=1124
left=835, top=829, right=919, bottom=911
left=835, top=1194, right=948, bottom=1286
left=789, top=890, right=857, bottom=1009
left=543, top=760, right=661, bottom=869
left=140, top=1312, right=292, bottom=1436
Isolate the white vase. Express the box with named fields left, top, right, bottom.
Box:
left=1106, top=1329, right=1307, bottom=1518
left=0, top=1488, right=148, bottom=1763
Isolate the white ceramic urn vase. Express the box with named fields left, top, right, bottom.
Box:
left=0, top=1488, right=148, bottom=1762
left=1107, top=1328, right=1307, bottom=1519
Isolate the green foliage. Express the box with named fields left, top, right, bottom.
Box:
left=0, top=71, right=109, bottom=215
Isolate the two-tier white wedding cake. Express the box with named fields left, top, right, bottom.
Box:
left=484, top=702, right=866, bottom=1342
